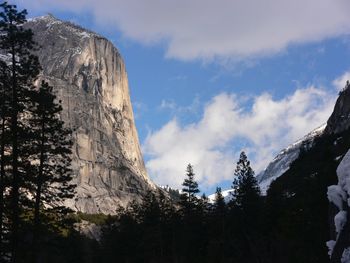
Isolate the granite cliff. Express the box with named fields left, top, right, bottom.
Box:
left=26, top=15, right=155, bottom=214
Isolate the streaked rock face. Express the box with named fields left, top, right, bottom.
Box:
left=26, top=15, right=155, bottom=214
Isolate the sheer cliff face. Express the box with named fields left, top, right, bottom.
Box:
left=325, top=82, right=350, bottom=135
left=26, top=15, right=154, bottom=214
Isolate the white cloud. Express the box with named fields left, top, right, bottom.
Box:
left=159, top=96, right=200, bottom=116
left=17, top=0, right=350, bottom=61
left=143, top=86, right=337, bottom=189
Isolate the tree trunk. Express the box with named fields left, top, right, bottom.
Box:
left=33, top=115, right=45, bottom=263
left=10, top=34, right=19, bottom=263
left=0, top=115, right=6, bottom=261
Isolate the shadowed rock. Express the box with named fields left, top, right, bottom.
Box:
left=325, top=81, right=350, bottom=135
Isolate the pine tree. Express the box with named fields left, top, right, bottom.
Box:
left=157, top=190, right=176, bottom=262
left=179, top=164, right=200, bottom=211
left=28, top=80, right=75, bottom=262
left=178, top=164, right=207, bottom=262
left=213, top=187, right=226, bottom=215
left=229, top=151, right=262, bottom=263
left=230, top=151, right=260, bottom=211
left=138, top=191, right=166, bottom=262
left=0, top=58, right=11, bottom=260
left=0, top=3, right=41, bottom=261
left=207, top=187, right=227, bottom=263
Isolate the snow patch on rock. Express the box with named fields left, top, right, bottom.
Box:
left=335, top=211, right=348, bottom=235
left=342, top=247, right=350, bottom=263
left=327, top=149, right=350, bottom=257
left=257, top=123, right=325, bottom=194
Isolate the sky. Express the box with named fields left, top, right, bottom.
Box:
left=12, top=0, right=350, bottom=194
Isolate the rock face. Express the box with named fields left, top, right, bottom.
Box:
left=256, top=124, right=325, bottom=193
left=26, top=15, right=155, bottom=214
left=325, top=81, right=350, bottom=135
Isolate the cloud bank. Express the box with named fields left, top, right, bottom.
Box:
left=143, top=86, right=337, bottom=189
left=17, top=0, right=350, bottom=61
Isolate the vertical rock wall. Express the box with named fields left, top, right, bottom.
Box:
left=26, top=15, right=155, bottom=214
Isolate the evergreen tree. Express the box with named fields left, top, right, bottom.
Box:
left=28, top=81, right=74, bottom=262
left=199, top=193, right=210, bottom=214
left=0, top=4, right=76, bottom=262
left=178, top=164, right=208, bottom=263
left=229, top=151, right=262, bottom=263
left=230, top=151, right=261, bottom=211
left=213, top=187, right=225, bottom=215
left=0, top=58, right=11, bottom=260
left=157, top=190, right=177, bottom=262
left=179, top=164, right=199, bottom=211
left=0, top=3, right=40, bottom=261
left=207, top=187, right=227, bottom=263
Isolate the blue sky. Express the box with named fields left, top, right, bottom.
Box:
left=13, top=0, right=350, bottom=194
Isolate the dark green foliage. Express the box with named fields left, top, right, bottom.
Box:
left=206, top=187, right=227, bottom=263
left=99, top=190, right=178, bottom=263
left=0, top=2, right=41, bottom=261
left=27, top=80, right=75, bottom=262
left=226, top=152, right=262, bottom=263
left=180, top=164, right=200, bottom=209
left=162, top=186, right=181, bottom=202
left=74, top=212, right=113, bottom=226
left=0, top=3, right=75, bottom=262
left=230, top=151, right=261, bottom=211
left=0, top=54, right=11, bottom=260
left=213, top=187, right=225, bottom=212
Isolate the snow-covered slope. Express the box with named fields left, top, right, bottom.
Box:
left=256, top=124, right=326, bottom=193
left=207, top=124, right=325, bottom=200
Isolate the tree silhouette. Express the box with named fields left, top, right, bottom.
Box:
left=230, top=151, right=260, bottom=210
left=229, top=151, right=261, bottom=263
left=0, top=2, right=41, bottom=261
left=180, top=164, right=200, bottom=210
left=28, top=80, right=75, bottom=262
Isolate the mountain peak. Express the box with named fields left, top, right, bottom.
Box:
left=325, top=81, right=350, bottom=135
left=27, top=14, right=99, bottom=40
left=27, top=13, right=61, bottom=24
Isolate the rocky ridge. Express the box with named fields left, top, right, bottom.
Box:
left=325, top=81, right=350, bottom=135
left=256, top=124, right=326, bottom=193
left=257, top=82, right=350, bottom=193
left=26, top=15, right=155, bottom=214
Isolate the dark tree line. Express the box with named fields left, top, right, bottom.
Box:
left=0, top=3, right=76, bottom=263
left=98, top=152, right=264, bottom=263
left=96, top=137, right=346, bottom=263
